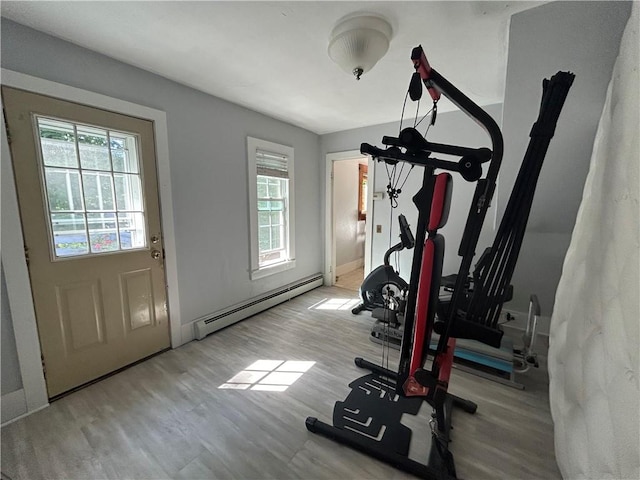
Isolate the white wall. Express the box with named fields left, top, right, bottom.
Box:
left=333, top=159, right=365, bottom=269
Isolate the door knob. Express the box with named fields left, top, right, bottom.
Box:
left=151, top=235, right=160, bottom=244
left=151, top=249, right=161, bottom=259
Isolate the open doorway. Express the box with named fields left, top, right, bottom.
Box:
left=325, top=151, right=374, bottom=292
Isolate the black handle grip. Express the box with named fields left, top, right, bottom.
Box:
left=398, top=214, right=415, bottom=249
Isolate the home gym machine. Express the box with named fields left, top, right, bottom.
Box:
left=306, top=45, right=574, bottom=479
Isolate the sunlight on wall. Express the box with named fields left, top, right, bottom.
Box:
left=219, top=360, right=315, bottom=392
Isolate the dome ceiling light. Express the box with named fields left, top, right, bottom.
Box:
left=328, top=14, right=393, bottom=80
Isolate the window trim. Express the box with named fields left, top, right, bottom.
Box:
left=247, top=137, right=295, bottom=280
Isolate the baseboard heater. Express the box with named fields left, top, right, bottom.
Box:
left=194, top=273, right=324, bottom=340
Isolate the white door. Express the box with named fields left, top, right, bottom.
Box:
left=2, top=86, right=170, bottom=398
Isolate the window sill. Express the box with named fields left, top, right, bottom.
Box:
left=250, top=259, right=296, bottom=280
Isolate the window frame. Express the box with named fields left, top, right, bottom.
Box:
left=247, top=137, right=295, bottom=280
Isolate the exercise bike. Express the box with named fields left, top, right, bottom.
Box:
left=351, top=214, right=414, bottom=327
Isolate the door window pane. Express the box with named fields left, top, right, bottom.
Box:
left=118, top=212, right=146, bottom=249
left=36, top=116, right=148, bottom=259
left=111, top=135, right=139, bottom=173
left=88, top=213, right=119, bottom=253
left=78, top=126, right=111, bottom=170
left=39, top=119, right=78, bottom=168
left=45, top=168, right=83, bottom=211
left=114, top=174, right=142, bottom=211
left=51, top=213, right=89, bottom=257
left=82, top=172, right=115, bottom=211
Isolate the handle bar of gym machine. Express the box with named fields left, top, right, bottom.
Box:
left=360, top=143, right=484, bottom=182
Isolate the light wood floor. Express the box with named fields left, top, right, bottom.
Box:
left=1, top=285, right=560, bottom=479
left=334, top=267, right=364, bottom=291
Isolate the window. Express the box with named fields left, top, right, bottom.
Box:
left=247, top=137, right=295, bottom=279
left=36, top=117, right=146, bottom=259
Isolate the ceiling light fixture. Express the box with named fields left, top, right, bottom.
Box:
left=328, top=14, right=393, bottom=81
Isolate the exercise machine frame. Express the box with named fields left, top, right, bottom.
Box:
left=306, top=45, right=574, bottom=479
left=307, top=45, right=503, bottom=479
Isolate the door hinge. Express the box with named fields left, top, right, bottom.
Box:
left=41, top=355, right=47, bottom=378
left=2, top=108, right=11, bottom=145
left=24, top=246, right=30, bottom=267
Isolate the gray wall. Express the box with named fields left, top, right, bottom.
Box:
left=501, top=0, right=632, bottom=318
left=1, top=262, right=22, bottom=395
left=1, top=19, right=323, bottom=333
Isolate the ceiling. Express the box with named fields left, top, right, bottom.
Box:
left=1, top=1, right=546, bottom=135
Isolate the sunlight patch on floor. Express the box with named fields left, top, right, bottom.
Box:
left=308, top=297, right=361, bottom=310
left=219, top=360, right=315, bottom=392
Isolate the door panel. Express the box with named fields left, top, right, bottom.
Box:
left=56, top=280, right=106, bottom=351
left=121, top=268, right=156, bottom=331
left=2, top=86, right=170, bottom=397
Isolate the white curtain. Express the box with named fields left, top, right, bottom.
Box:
left=548, top=3, right=639, bottom=479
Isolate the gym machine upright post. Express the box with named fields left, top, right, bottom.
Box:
left=305, top=45, right=504, bottom=480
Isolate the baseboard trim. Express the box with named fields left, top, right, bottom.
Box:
left=191, top=274, right=323, bottom=340
left=181, top=322, right=195, bottom=345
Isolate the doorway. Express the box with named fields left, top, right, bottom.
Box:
left=325, top=151, right=374, bottom=292
left=3, top=86, right=171, bottom=398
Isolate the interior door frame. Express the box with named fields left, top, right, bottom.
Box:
left=1, top=69, right=182, bottom=416
left=324, top=150, right=375, bottom=286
